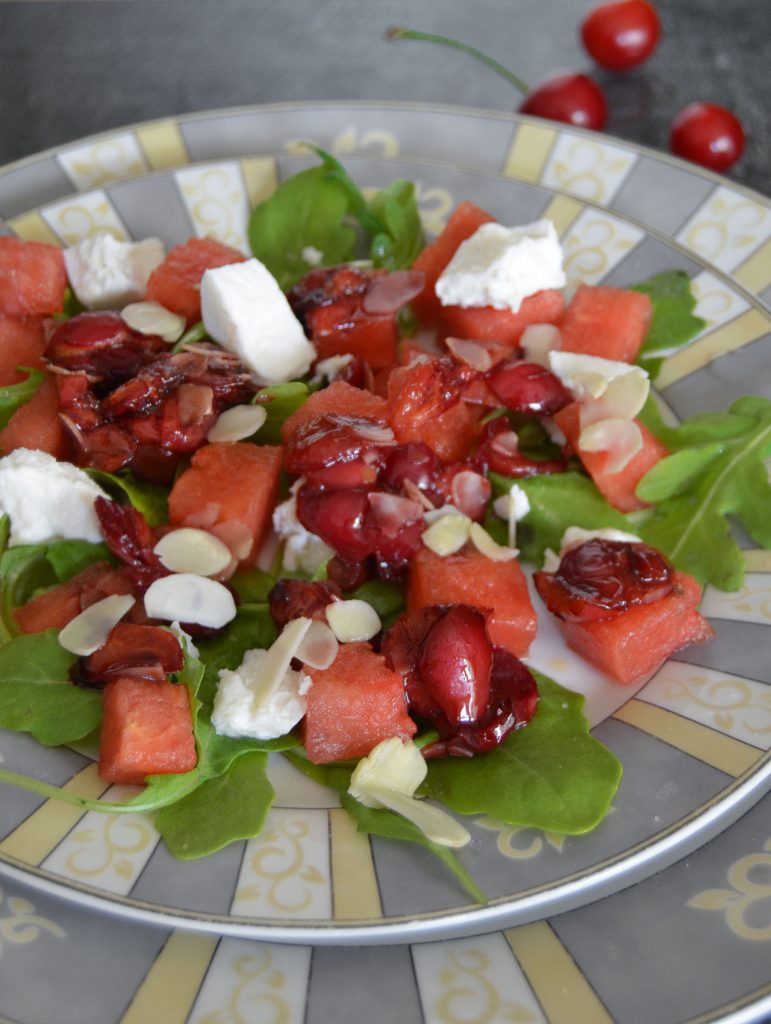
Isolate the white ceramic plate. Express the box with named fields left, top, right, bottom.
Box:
left=0, top=104, right=770, bottom=1022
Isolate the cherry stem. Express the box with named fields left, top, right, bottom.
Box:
left=386, top=27, right=530, bottom=96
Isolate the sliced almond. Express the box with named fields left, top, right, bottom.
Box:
left=207, top=404, right=268, bottom=443
left=296, top=619, right=339, bottom=669
left=450, top=470, right=491, bottom=521
left=520, top=323, right=562, bottom=367
left=363, top=785, right=471, bottom=848
left=249, top=617, right=312, bottom=705
left=421, top=512, right=472, bottom=556
left=153, top=528, right=232, bottom=577
left=579, top=418, right=643, bottom=473
left=325, top=599, right=382, bottom=643
left=469, top=521, right=518, bottom=561
left=445, top=336, right=493, bottom=372
left=58, top=594, right=135, bottom=656
left=579, top=366, right=649, bottom=427
left=144, top=574, right=237, bottom=629
left=121, top=301, right=186, bottom=343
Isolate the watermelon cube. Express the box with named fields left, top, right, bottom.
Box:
left=407, top=545, right=537, bottom=657
left=99, top=678, right=197, bottom=785
left=145, top=238, right=246, bottom=325
left=437, top=288, right=565, bottom=348
left=555, top=401, right=668, bottom=513
left=558, top=285, right=652, bottom=364
left=0, top=374, right=69, bottom=460
left=302, top=642, right=416, bottom=764
left=281, top=379, right=389, bottom=444
left=0, top=317, right=47, bottom=386
left=168, top=441, right=282, bottom=566
left=0, top=238, right=67, bottom=319
left=410, top=201, right=494, bottom=327
left=553, top=571, right=714, bottom=684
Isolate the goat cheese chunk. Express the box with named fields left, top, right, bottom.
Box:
left=212, top=647, right=312, bottom=740
left=273, top=480, right=334, bottom=575
left=63, top=233, right=165, bottom=310
left=435, top=219, right=566, bottom=313
left=0, top=448, right=108, bottom=546
left=201, top=258, right=315, bottom=385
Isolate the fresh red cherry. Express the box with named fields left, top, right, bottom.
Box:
left=669, top=103, right=746, bottom=173
left=388, top=27, right=607, bottom=132
left=580, top=0, right=661, bottom=72
left=519, top=72, right=608, bottom=130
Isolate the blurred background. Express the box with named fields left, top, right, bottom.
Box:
left=0, top=0, right=768, bottom=192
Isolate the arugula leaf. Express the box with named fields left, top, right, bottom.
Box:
left=0, top=631, right=102, bottom=745
left=489, top=471, right=629, bottom=566
left=423, top=673, right=622, bottom=834
left=156, top=751, right=274, bottom=859
left=85, top=468, right=168, bottom=526
left=283, top=751, right=485, bottom=903
left=349, top=578, right=405, bottom=627
left=366, top=179, right=424, bottom=270
left=340, top=793, right=486, bottom=904
left=248, top=165, right=357, bottom=291
left=636, top=395, right=771, bottom=590
left=254, top=382, right=309, bottom=445
left=632, top=271, right=706, bottom=379
left=0, top=368, right=45, bottom=431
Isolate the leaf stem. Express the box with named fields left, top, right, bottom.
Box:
left=386, top=26, right=530, bottom=96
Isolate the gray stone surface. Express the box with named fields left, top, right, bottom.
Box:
left=0, top=0, right=768, bottom=194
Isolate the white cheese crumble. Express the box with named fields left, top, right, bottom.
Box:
left=212, top=646, right=312, bottom=740
left=0, top=448, right=107, bottom=546
left=63, top=234, right=165, bottom=310
left=201, top=258, right=316, bottom=385
left=435, top=219, right=566, bottom=313
left=272, top=480, right=334, bottom=575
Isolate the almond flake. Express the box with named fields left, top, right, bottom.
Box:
left=144, top=574, right=237, bottom=628
left=58, top=594, right=135, bottom=656
left=579, top=418, right=643, bottom=473
left=206, top=404, right=268, bottom=443
left=520, top=323, right=562, bottom=367
left=121, top=301, right=186, bottom=343
left=364, top=785, right=471, bottom=848
left=153, top=528, right=232, bottom=577
left=469, top=522, right=518, bottom=561
left=325, top=599, right=382, bottom=643
left=249, top=617, right=312, bottom=705
left=421, top=513, right=472, bottom=556
left=445, top=336, right=493, bottom=371
left=579, top=366, right=649, bottom=427
left=296, top=619, right=339, bottom=669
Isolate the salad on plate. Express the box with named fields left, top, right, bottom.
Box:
left=0, top=149, right=768, bottom=901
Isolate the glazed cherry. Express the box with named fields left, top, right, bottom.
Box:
left=520, top=73, right=608, bottom=131
left=267, top=578, right=342, bottom=631
left=76, top=623, right=183, bottom=688
left=417, top=606, right=492, bottom=725
left=534, top=538, right=675, bottom=623
left=486, top=361, right=572, bottom=417
left=580, top=0, right=661, bottom=72
left=670, top=103, right=746, bottom=172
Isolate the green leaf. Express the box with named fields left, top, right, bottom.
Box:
left=230, top=567, right=276, bottom=604
left=349, top=578, right=405, bottom=625
left=248, top=165, right=357, bottom=291
left=0, top=368, right=45, bottom=432
left=0, top=631, right=102, bottom=745
left=423, top=674, right=622, bottom=834
left=85, top=468, right=168, bottom=526
left=340, top=793, right=486, bottom=904
left=632, top=271, right=706, bottom=362
left=637, top=396, right=771, bottom=590
left=490, top=472, right=629, bottom=566
left=156, top=751, right=274, bottom=859
left=254, top=382, right=309, bottom=445
left=367, top=179, right=425, bottom=270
